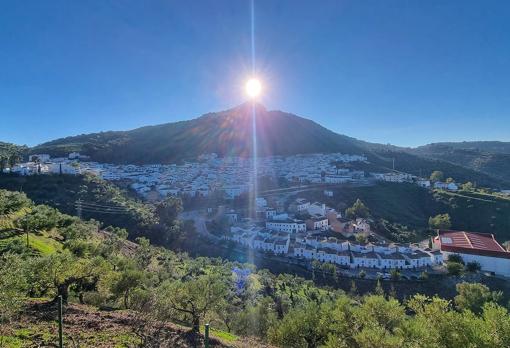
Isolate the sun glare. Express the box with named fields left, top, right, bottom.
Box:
left=246, top=78, right=262, bottom=98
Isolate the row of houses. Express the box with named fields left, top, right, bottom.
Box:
left=223, top=225, right=443, bottom=270
left=372, top=172, right=459, bottom=191
left=293, top=238, right=442, bottom=269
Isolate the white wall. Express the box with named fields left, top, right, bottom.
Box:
left=444, top=251, right=510, bottom=277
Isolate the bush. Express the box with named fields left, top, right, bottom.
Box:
left=465, top=261, right=481, bottom=273
left=448, top=254, right=464, bottom=265
left=447, top=262, right=464, bottom=276
left=82, top=291, right=110, bottom=307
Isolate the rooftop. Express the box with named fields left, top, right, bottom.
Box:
left=437, top=230, right=510, bottom=259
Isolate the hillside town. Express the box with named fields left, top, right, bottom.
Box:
left=5, top=151, right=466, bottom=200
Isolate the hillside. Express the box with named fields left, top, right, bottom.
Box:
left=28, top=104, right=510, bottom=188
left=31, top=103, right=367, bottom=164
left=409, top=141, right=510, bottom=184
left=3, top=188, right=510, bottom=348
left=293, top=182, right=510, bottom=243
left=0, top=173, right=155, bottom=234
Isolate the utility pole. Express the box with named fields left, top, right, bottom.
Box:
left=392, top=158, right=395, bottom=171
left=76, top=199, right=82, bottom=219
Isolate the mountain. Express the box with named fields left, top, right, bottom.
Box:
left=31, top=103, right=367, bottom=164
left=409, top=141, right=510, bottom=183
left=28, top=103, right=510, bottom=187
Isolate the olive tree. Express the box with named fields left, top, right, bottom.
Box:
left=155, top=273, right=227, bottom=334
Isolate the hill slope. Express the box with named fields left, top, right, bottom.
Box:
left=31, top=103, right=367, bottom=164
left=409, top=141, right=510, bottom=183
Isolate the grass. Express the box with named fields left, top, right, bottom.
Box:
left=200, top=325, right=238, bottom=342
left=0, top=231, right=62, bottom=255
left=0, top=335, right=23, bottom=348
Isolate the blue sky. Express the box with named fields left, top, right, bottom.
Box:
left=1, top=0, right=510, bottom=147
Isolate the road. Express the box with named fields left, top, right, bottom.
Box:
left=179, top=210, right=219, bottom=240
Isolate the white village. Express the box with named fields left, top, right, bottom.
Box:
left=6, top=151, right=510, bottom=278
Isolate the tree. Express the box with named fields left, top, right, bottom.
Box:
left=447, top=254, right=464, bottom=265
left=390, top=269, right=401, bottom=281
left=465, top=261, right=481, bottom=273
left=428, top=213, right=451, bottom=230
left=111, top=269, right=145, bottom=308
left=18, top=204, right=61, bottom=233
left=155, top=273, right=227, bottom=334
left=155, top=196, right=183, bottom=226
left=33, top=252, right=107, bottom=304
left=232, top=297, right=277, bottom=338
left=0, top=156, right=8, bottom=172
left=374, top=280, right=384, bottom=296
left=461, top=182, right=474, bottom=191
left=18, top=204, right=62, bottom=247
left=446, top=262, right=464, bottom=276
left=0, top=253, right=28, bottom=323
left=454, top=282, right=502, bottom=314
left=8, top=153, right=21, bottom=168
left=355, top=233, right=367, bottom=243
left=345, top=199, right=370, bottom=219
left=352, top=295, right=405, bottom=347
left=311, top=260, right=321, bottom=281
left=268, top=301, right=329, bottom=348
left=321, top=263, right=337, bottom=281
left=0, top=190, right=32, bottom=215
left=430, top=171, right=444, bottom=182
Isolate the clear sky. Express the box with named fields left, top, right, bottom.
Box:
left=2, top=0, right=510, bottom=147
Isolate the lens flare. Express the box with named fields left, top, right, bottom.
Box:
left=246, top=78, right=261, bottom=98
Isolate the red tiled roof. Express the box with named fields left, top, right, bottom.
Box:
left=436, top=230, right=510, bottom=259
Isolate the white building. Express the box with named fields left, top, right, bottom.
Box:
left=266, top=219, right=306, bottom=233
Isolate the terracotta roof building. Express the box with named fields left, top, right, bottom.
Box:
left=435, top=230, right=510, bottom=277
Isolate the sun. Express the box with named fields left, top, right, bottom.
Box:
left=245, top=78, right=262, bottom=98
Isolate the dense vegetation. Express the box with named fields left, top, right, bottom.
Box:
left=295, top=182, right=510, bottom=243
left=0, top=173, right=154, bottom=233
left=2, top=188, right=510, bottom=347
left=0, top=174, right=197, bottom=249
left=410, top=141, right=510, bottom=183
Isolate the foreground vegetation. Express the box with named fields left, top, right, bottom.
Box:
left=1, top=188, right=510, bottom=347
